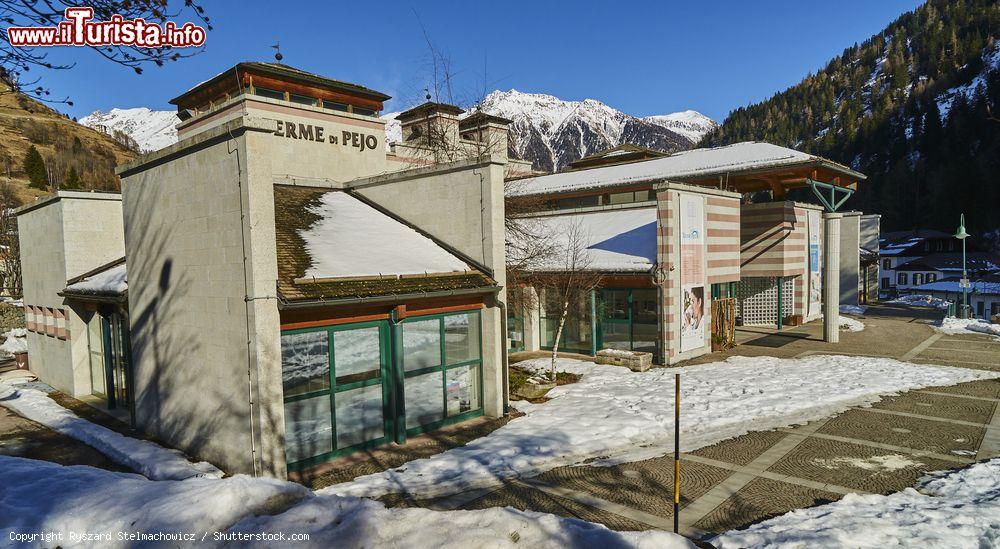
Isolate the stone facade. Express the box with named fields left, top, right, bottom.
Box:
left=15, top=192, right=125, bottom=396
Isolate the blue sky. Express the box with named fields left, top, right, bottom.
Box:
left=35, top=0, right=924, bottom=122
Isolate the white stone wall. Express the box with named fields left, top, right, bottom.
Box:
left=16, top=193, right=123, bottom=396
left=121, top=127, right=285, bottom=477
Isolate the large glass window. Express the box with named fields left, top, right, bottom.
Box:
left=280, top=323, right=388, bottom=467
left=280, top=312, right=484, bottom=468
left=352, top=106, right=376, bottom=117
left=402, top=318, right=441, bottom=371
left=280, top=331, right=329, bottom=397
left=401, top=311, right=483, bottom=432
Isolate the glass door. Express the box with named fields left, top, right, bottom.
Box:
left=598, top=289, right=659, bottom=359
left=280, top=321, right=390, bottom=469
left=87, top=313, right=107, bottom=399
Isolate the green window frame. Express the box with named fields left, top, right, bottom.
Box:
left=400, top=310, right=484, bottom=436
left=280, top=310, right=484, bottom=471
left=281, top=320, right=392, bottom=470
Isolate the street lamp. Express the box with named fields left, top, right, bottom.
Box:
left=954, top=213, right=969, bottom=319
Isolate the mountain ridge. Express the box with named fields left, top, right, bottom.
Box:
left=85, top=89, right=715, bottom=173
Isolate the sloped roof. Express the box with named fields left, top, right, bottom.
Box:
left=62, top=258, right=127, bottom=300
left=916, top=274, right=1000, bottom=295
left=273, top=185, right=495, bottom=303
left=517, top=207, right=657, bottom=272
left=507, top=142, right=864, bottom=197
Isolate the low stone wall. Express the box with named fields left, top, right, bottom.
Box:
left=595, top=349, right=653, bottom=372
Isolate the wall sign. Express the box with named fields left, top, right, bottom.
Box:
left=273, top=120, right=379, bottom=152
left=679, top=194, right=706, bottom=353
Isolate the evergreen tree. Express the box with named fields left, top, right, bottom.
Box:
left=62, top=166, right=81, bottom=190
left=22, top=145, right=48, bottom=190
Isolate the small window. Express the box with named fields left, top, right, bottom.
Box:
left=927, top=273, right=936, bottom=283
left=609, top=192, right=634, bottom=205
left=897, top=273, right=908, bottom=285
left=323, top=100, right=349, bottom=112
left=352, top=106, right=376, bottom=117
left=254, top=87, right=284, bottom=100
left=289, top=93, right=316, bottom=107
left=883, top=259, right=891, bottom=270
left=914, top=273, right=923, bottom=285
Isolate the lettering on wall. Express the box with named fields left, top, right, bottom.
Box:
left=273, top=120, right=379, bottom=152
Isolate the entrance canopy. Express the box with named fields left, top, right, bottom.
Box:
left=508, top=142, right=864, bottom=200
left=60, top=258, right=127, bottom=303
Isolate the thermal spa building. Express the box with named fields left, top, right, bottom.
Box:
left=506, top=143, right=867, bottom=364
left=16, top=62, right=522, bottom=477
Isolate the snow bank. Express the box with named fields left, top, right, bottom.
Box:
left=0, top=455, right=691, bottom=549
left=839, top=304, right=867, bottom=315
left=838, top=316, right=865, bottom=332
left=886, top=294, right=950, bottom=309
left=934, top=317, right=1000, bottom=340
left=0, top=383, right=221, bottom=481
left=326, top=355, right=997, bottom=500
left=1, top=328, right=27, bottom=355
left=712, top=458, right=1000, bottom=548
left=233, top=493, right=692, bottom=549
left=0, top=456, right=306, bottom=547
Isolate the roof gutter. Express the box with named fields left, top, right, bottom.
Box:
left=279, top=285, right=501, bottom=310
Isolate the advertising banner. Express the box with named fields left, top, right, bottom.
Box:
left=679, top=194, right=706, bottom=352
left=808, top=210, right=822, bottom=317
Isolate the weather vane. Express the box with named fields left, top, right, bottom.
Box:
left=271, top=42, right=283, bottom=63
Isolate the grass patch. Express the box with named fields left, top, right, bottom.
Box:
left=509, top=364, right=581, bottom=395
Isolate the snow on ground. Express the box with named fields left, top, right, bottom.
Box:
left=839, top=304, right=867, bottom=315
left=0, top=382, right=221, bottom=481
left=0, top=455, right=692, bottom=549
left=885, top=294, right=951, bottom=309
left=712, top=458, right=1000, bottom=548
left=934, top=317, right=1000, bottom=340
left=838, top=316, right=866, bottom=332
left=327, top=355, right=997, bottom=500
left=232, top=490, right=691, bottom=549
left=0, top=296, right=23, bottom=307
left=0, top=456, right=304, bottom=547
left=0, top=328, right=27, bottom=356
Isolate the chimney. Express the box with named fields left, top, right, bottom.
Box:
left=459, top=111, right=511, bottom=156
left=396, top=102, right=464, bottom=148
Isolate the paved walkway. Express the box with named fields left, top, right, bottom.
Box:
left=422, top=304, right=1000, bottom=539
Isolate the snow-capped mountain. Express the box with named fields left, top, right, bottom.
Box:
left=90, top=92, right=714, bottom=172
left=643, top=110, right=718, bottom=144
left=474, top=90, right=710, bottom=172
left=80, top=107, right=178, bottom=153
left=384, top=90, right=713, bottom=172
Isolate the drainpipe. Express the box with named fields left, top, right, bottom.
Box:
left=498, top=298, right=510, bottom=415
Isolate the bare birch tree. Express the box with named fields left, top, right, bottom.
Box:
left=540, top=221, right=603, bottom=382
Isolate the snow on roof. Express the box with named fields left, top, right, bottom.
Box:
left=916, top=277, right=1000, bottom=295
left=521, top=207, right=657, bottom=272
left=508, top=142, right=846, bottom=197
left=301, top=192, right=470, bottom=279
left=64, top=263, right=127, bottom=296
